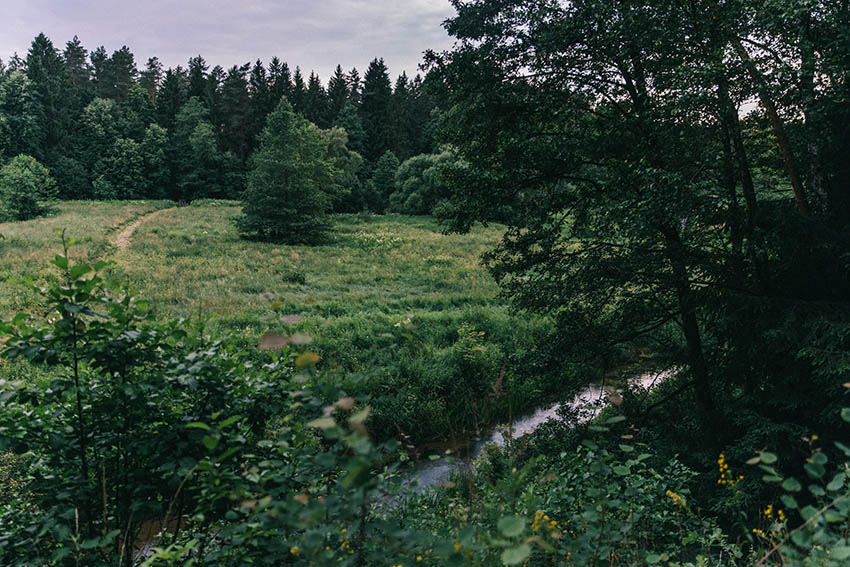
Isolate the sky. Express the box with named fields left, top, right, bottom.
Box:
left=1, top=0, right=458, bottom=81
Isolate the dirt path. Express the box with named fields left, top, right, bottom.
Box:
left=113, top=208, right=173, bottom=251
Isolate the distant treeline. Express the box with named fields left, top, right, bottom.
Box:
left=0, top=34, right=438, bottom=206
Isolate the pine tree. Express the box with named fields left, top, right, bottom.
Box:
left=187, top=55, right=209, bottom=100
left=291, top=66, right=306, bottom=113
left=156, top=66, right=187, bottom=130
left=359, top=58, right=392, bottom=162
left=333, top=100, right=365, bottom=155
left=108, top=46, right=137, bottom=102
left=26, top=33, right=68, bottom=161
left=268, top=57, right=291, bottom=106
left=139, top=57, right=163, bottom=103
left=347, top=67, right=361, bottom=106
left=62, top=36, right=91, bottom=105
left=219, top=64, right=252, bottom=160
left=238, top=98, right=352, bottom=243
left=90, top=46, right=110, bottom=98
left=304, top=71, right=331, bottom=128
left=0, top=71, right=45, bottom=160
left=389, top=72, right=415, bottom=160
left=327, top=64, right=349, bottom=118
left=140, top=123, right=169, bottom=198
left=249, top=60, right=272, bottom=141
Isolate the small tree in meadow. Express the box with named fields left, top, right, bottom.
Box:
left=0, top=154, right=57, bottom=221
left=238, top=98, right=355, bottom=244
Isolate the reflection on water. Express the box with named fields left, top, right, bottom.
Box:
left=404, top=368, right=674, bottom=492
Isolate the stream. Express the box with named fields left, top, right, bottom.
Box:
left=402, top=368, right=675, bottom=493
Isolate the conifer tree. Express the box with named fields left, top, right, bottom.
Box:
left=327, top=64, right=349, bottom=118
left=187, top=55, right=209, bottom=100
left=139, top=57, right=163, bottom=103
left=0, top=72, right=45, bottom=160
left=359, top=58, right=392, bottom=162
left=238, top=98, right=353, bottom=243
left=333, top=100, right=365, bottom=155
left=249, top=59, right=272, bottom=140
left=89, top=46, right=110, bottom=98
left=291, top=67, right=306, bottom=113
left=304, top=71, right=331, bottom=128
left=268, top=57, right=291, bottom=106
left=389, top=72, right=415, bottom=160
left=155, top=66, right=187, bottom=130
left=108, top=46, right=137, bottom=102
left=62, top=36, right=91, bottom=105
left=347, top=67, right=361, bottom=106
left=219, top=64, right=252, bottom=160
left=26, top=33, right=68, bottom=161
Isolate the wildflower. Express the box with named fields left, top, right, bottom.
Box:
left=454, top=540, right=462, bottom=552
left=777, top=509, right=786, bottom=522
left=665, top=489, right=686, bottom=507
left=417, top=556, right=423, bottom=562
left=290, top=546, right=300, bottom=555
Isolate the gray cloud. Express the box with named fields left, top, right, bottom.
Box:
left=0, top=0, right=457, bottom=81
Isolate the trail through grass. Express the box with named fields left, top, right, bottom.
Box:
left=1, top=201, right=560, bottom=443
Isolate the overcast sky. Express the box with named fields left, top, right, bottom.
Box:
left=1, top=0, right=457, bottom=81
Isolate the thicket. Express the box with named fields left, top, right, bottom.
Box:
left=2, top=251, right=850, bottom=566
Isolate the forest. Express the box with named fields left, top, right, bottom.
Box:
left=1, top=0, right=850, bottom=566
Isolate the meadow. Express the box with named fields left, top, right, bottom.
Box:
left=0, top=200, right=556, bottom=443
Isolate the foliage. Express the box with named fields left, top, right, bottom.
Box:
left=0, top=154, right=57, bottom=220
left=238, top=99, right=356, bottom=244
left=369, top=150, right=399, bottom=212
left=389, top=151, right=456, bottom=215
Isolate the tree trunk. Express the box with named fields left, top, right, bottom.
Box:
left=729, top=38, right=811, bottom=217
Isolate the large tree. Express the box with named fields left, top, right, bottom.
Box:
left=238, top=99, right=355, bottom=243
left=359, top=58, right=393, bottom=162
left=428, top=0, right=850, bottom=445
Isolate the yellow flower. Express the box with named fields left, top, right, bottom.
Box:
left=417, top=556, right=423, bottom=562
left=290, top=546, right=300, bottom=555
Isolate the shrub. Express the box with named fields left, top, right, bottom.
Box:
left=0, top=154, right=57, bottom=221
left=388, top=151, right=456, bottom=215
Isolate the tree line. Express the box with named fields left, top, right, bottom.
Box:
left=0, top=33, right=438, bottom=208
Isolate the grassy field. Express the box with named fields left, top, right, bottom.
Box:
left=0, top=200, right=558, bottom=443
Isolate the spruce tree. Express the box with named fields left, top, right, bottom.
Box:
left=291, top=67, right=306, bottom=113
left=26, top=33, right=68, bottom=162
left=359, top=58, right=392, bottom=162
left=327, top=64, right=349, bottom=118
left=268, top=57, right=291, bottom=106
left=187, top=55, right=208, bottom=100
left=304, top=71, right=331, bottom=128
left=139, top=57, right=163, bottom=103
left=108, top=46, right=137, bottom=102
left=219, top=64, right=252, bottom=160
left=347, top=67, right=361, bottom=106
left=156, top=67, right=188, bottom=130
left=238, top=98, right=351, bottom=243
left=333, top=100, right=366, bottom=155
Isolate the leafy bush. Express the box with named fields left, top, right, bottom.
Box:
left=0, top=154, right=57, bottom=220
left=389, top=151, right=456, bottom=215
left=237, top=99, right=359, bottom=244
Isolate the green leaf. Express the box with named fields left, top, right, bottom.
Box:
left=186, top=422, right=211, bottom=430
left=497, top=516, right=525, bottom=538
left=619, top=444, right=634, bottom=453
left=613, top=465, right=630, bottom=476
left=69, top=264, right=91, bottom=279
left=201, top=435, right=219, bottom=451
left=501, top=544, right=531, bottom=565
left=759, top=451, right=778, bottom=464
left=605, top=415, right=626, bottom=424
left=841, top=408, right=850, bottom=423
left=804, top=462, right=826, bottom=479
left=782, top=477, right=802, bottom=492
left=52, top=254, right=68, bottom=270
left=827, top=473, right=845, bottom=492
left=832, top=547, right=850, bottom=561
left=780, top=494, right=798, bottom=509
